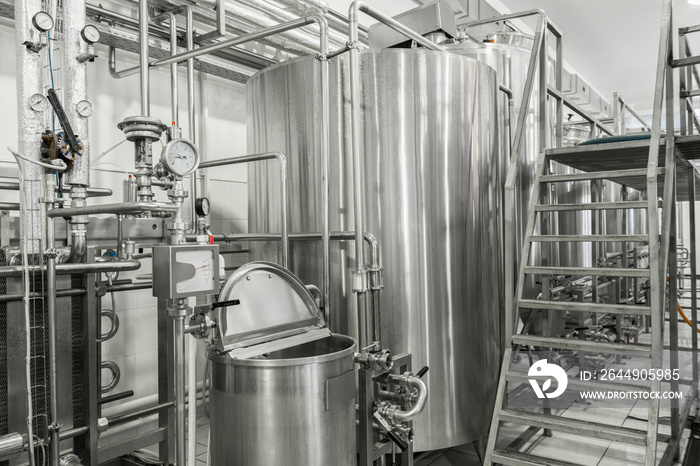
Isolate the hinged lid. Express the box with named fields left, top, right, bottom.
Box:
left=214, top=261, right=326, bottom=354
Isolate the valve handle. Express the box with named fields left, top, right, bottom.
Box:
left=211, top=299, right=240, bottom=310
left=386, top=428, right=408, bottom=452
left=416, top=366, right=429, bottom=379
left=47, top=89, right=81, bottom=154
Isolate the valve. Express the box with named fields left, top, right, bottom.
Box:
left=372, top=411, right=408, bottom=452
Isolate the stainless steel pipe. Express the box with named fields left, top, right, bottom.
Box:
left=47, top=201, right=179, bottom=217
left=140, top=0, right=150, bottom=116
left=47, top=210, right=60, bottom=466
left=0, top=260, right=141, bottom=278
left=0, top=433, right=24, bottom=462
left=0, top=182, right=111, bottom=197
left=200, top=153, right=290, bottom=267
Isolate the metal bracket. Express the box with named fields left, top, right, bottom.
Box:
left=369, top=266, right=384, bottom=290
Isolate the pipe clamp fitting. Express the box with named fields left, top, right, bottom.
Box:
left=352, top=268, right=369, bottom=292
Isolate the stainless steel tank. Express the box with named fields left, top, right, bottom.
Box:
left=247, top=49, right=501, bottom=451
left=208, top=262, right=357, bottom=465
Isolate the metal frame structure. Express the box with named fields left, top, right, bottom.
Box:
left=484, top=1, right=700, bottom=465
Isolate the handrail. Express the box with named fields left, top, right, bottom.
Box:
left=613, top=91, right=652, bottom=135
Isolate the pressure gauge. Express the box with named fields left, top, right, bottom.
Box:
left=29, top=93, right=49, bottom=112
left=161, top=138, right=199, bottom=176
left=195, top=197, right=211, bottom=217
left=76, top=100, right=93, bottom=118
left=152, top=245, right=220, bottom=299
left=80, top=25, right=101, bottom=44
left=32, top=11, right=54, bottom=32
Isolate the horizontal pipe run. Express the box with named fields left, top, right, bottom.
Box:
left=105, top=282, right=152, bottom=292
left=99, top=390, right=135, bottom=405
left=107, top=402, right=174, bottom=428
left=0, top=260, right=141, bottom=278
left=462, top=9, right=563, bottom=37
left=0, top=202, right=19, bottom=211
left=0, top=288, right=86, bottom=303
left=59, top=427, right=89, bottom=441
left=0, top=182, right=112, bottom=197
left=48, top=202, right=179, bottom=218
left=151, top=16, right=326, bottom=68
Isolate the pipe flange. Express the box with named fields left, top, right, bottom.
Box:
left=165, top=221, right=188, bottom=232
left=117, top=116, right=167, bottom=142
left=59, top=453, right=83, bottom=466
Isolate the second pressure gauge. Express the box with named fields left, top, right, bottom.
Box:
left=76, top=100, right=93, bottom=118
left=195, top=197, right=211, bottom=217
left=32, top=11, right=54, bottom=32
left=80, top=25, right=101, bottom=44
left=161, top=138, right=200, bottom=176
left=29, top=93, right=49, bottom=112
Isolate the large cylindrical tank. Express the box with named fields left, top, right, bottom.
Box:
left=247, top=49, right=501, bottom=450
left=208, top=335, right=357, bottom=465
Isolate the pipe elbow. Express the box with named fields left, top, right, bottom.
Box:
left=380, top=374, right=428, bottom=424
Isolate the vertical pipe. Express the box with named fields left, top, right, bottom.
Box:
left=46, top=214, right=59, bottom=466
left=187, top=327, right=197, bottom=466
left=64, top=0, right=90, bottom=187
left=173, top=316, right=186, bottom=466
left=15, top=0, right=45, bottom=256
left=139, top=0, right=150, bottom=116
left=318, top=24, right=331, bottom=324
left=689, top=169, right=698, bottom=386
left=669, top=172, right=680, bottom=453
left=348, top=4, right=368, bottom=349
left=187, top=9, right=199, bottom=234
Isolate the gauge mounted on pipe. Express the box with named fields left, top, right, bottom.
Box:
left=195, top=197, right=210, bottom=217
left=32, top=11, right=54, bottom=32
left=160, top=138, right=200, bottom=177
left=80, top=25, right=101, bottom=44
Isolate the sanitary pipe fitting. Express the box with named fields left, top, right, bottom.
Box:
left=376, top=373, right=428, bottom=424
left=354, top=349, right=393, bottom=371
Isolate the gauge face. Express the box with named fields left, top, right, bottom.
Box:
left=175, top=249, right=216, bottom=294
left=161, top=138, right=199, bottom=176
left=29, top=93, right=49, bottom=112
left=76, top=100, right=93, bottom=118
left=32, top=11, right=54, bottom=32
left=195, top=197, right=210, bottom=217
left=80, top=25, right=101, bottom=44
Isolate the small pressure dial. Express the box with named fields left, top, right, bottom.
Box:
left=161, top=138, right=199, bottom=176
left=195, top=197, right=211, bottom=217
left=80, top=25, right=101, bottom=44
left=32, top=11, right=54, bottom=32
left=76, top=100, right=94, bottom=118
left=29, top=93, right=49, bottom=112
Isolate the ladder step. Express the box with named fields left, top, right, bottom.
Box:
left=506, top=373, right=650, bottom=393
left=511, top=334, right=651, bottom=356
left=524, top=266, right=650, bottom=278
left=499, top=409, right=648, bottom=446
left=531, top=234, right=648, bottom=242
left=490, top=450, right=581, bottom=466
left=540, top=168, right=662, bottom=183
left=518, top=299, right=651, bottom=316
left=535, top=201, right=648, bottom=212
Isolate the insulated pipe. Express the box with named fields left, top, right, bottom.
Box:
left=64, top=0, right=91, bottom=187
left=199, top=153, right=290, bottom=267
left=15, top=0, right=45, bottom=257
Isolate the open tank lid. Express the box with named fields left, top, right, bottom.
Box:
left=214, top=261, right=328, bottom=357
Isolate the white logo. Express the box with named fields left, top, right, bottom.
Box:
left=528, top=359, right=568, bottom=399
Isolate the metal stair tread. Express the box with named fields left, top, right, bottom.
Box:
left=517, top=299, right=651, bottom=316
left=489, top=449, right=583, bottom=466
left=510, top=334, right=652, bottom=356
left=498, top=409, right=648, bottom=446
left=535, top=201, right=648, bottom=211
left=530, top=234, right=648, bottom=242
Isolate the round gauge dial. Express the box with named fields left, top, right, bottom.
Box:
left=195, top=197, right=211, bottom=217
left=32, top=11, right=54, bottom=32
left=76, top=100, right=94, bottom=118
left=80, top=25, right=101, bottom=44
left=29, top=93, right=49, bottom=112
left=161, top=138, right=199, bottom=176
